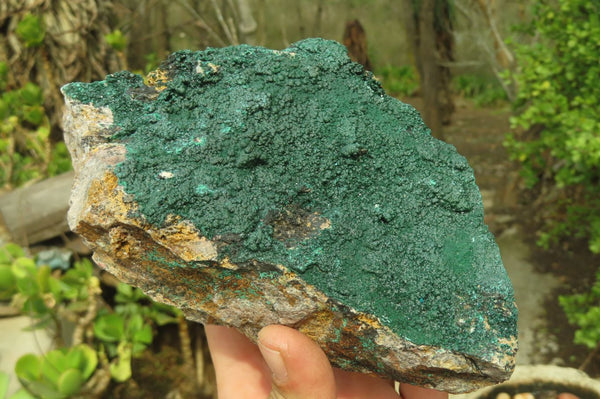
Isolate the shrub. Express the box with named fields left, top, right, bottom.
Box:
left=453, top=74, right=508, bottom=106
left=15, top=345, right=97, bottom=399
left=376, top=65, right=420, bottom=97
left=15, top=14, right=45, bottom=48
left=0, top=243, right=181, bottom=397
left=0, top=68, right=72, bottom=188
left=504, top=0, right=600, bottom=254
left=560, top=268, right=600, bottom=349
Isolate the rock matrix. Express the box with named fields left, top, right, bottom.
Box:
left=62, top=38, right=517, bottom=393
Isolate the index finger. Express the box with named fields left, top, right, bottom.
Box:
left=205, top=324, right=271, bottom=399
left=400, top=383, right=448, bottom=399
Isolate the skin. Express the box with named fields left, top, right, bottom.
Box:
left=206, top=324, right=450, bottom=399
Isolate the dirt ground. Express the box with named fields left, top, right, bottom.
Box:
left=404, top=96, right=600, bottom=377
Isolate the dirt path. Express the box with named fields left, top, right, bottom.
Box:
left=404, top=96, right=596, bottom=374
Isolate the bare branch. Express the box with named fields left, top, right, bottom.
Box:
left=174, top=0, right=227, bottom=47
left=210, top=0, right=236, bottom=45
left=476, top=0, right=514, bottom=67
left=453, top=0, right=515, bottom=100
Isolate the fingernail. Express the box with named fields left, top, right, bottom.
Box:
left=258, top=341, right=288, bottom=385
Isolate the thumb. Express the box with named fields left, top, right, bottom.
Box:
left=258, top=325, right=337, bottom=399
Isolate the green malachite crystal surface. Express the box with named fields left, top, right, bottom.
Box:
left=62, top=38, right=517, bottom=359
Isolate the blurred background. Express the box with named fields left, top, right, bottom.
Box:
left=0, top=0, right=599, bottom=398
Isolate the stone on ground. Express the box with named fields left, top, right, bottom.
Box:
left=61, top=38, right=517, bottom=393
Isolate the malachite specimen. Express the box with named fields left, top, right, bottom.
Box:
left=62, top=38, right=517, bottom=392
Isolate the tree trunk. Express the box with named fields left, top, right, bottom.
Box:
left=402, top=0, right=420, bottom=74
left=236, top=0, right=257, bottom=45
left=403, top=0, right=454, bottom=140
left=342, top=19, right=373, bottom=71
left=418, top=0, right=443, bottom=139
left=436, top=0, right=455, bottom=126
left=127, top=0, right=170, bottom=70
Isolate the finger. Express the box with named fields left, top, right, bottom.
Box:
left=400, top=383, right=448, bottom=399
left=333, top=368, right=399, bottom=399
left=258, top=325, right=337, bottom=399
left=205, top=324, right=271, bottom=399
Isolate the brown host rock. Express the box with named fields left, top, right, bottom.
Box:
left=61, top=39, right=517, bottom=393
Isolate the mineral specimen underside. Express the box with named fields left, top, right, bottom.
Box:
left=62, top=38, right=517, bottom=393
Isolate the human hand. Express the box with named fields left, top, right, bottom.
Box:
left=205, top=324, right=449, bottom=399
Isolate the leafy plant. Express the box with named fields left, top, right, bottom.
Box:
left=0, top=243, right=25, bottom=301
left=453, top=74, right=508, bottom=106
left=560, top=269, right=600, bottom=349
left=94, top=312, right=152, bottom=382
left=143, top=53, right=160, bottom=75
left=0, top=242, right=185, bottom=396
left=11, top=257, right=61, bottom=330
left=93, top=283, right=179, bottom=381
left=504, top=0, right=600, bottom=254
left=15, top=14, right=45, bottom=48
left=2, top=247, right=101, bottom=336
left=15, top=345, right=97, bottom=399
left=0, top=74, right=72, bottom=188
left=0, top=371, right=35, bottom=399
left=376, top=65, right=420, bottom=97
left=104, top=30, right=127, bottom=52
left=0, top=63, right=8, bottom=91
left=113, top=282, right=180, bottom=326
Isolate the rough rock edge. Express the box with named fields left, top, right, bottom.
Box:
left=61, top=88, right=516, bottom=394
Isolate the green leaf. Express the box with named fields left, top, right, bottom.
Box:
left=80, top=351, right=98, bottom=381
left=15, top=14, right=45, bottom=48
left=12, top=257, right=36, bottom=278
left=151, top=310, right=178, bottom=326
left=115, top=283, right=148, bottom=305
left=19, top=83, right=43, bottom=106
left=0, top=265, right=17, bottom=300
left=41, top=350, right=68, bottom=385
left=127, top=313, right=144, bottom=334
left=65, top=345, right=97, bottom=380
left=56, top=369, right=83, bottom=396
left=133, top=323, right=153, bottom=351
left=109, top=342, right=132, bottom=382
left=22, top=105, right=45, bottom=125
left=0, top=244, right=25, bottom=263
left=64, top=347, right=82, bottom=370
left=560, top=267, right=600, bottom=350
left=0, top=62, right=8, bottom=90
left=376, top=65, right=419, bottom=97
left=48, top=142, right=72, bottom=176
left=589, top=235, right=600, bottom=254
left=16, top=277, right=39, bottom=298
left=14, top=346, right=97, bottom=399
left=35, top=265, right=52, bottom=293
left=60, top=259, right=95, bottom=300
left=105, top=30, right=127, bottom=52
left=9, top=388, right=37, bottom=399
left=115, top=283, right=133, bottom=302
left=506, top=0, right=600, bottom=261
left=15, top=354, right=41, bottom=382
left=48, top=277, right=62, bottom=300
left=0, top=371, right=9, bottom=399
left=94, top=313, right=125, bottom=342
left=0, top=100, right=10, bottom=120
